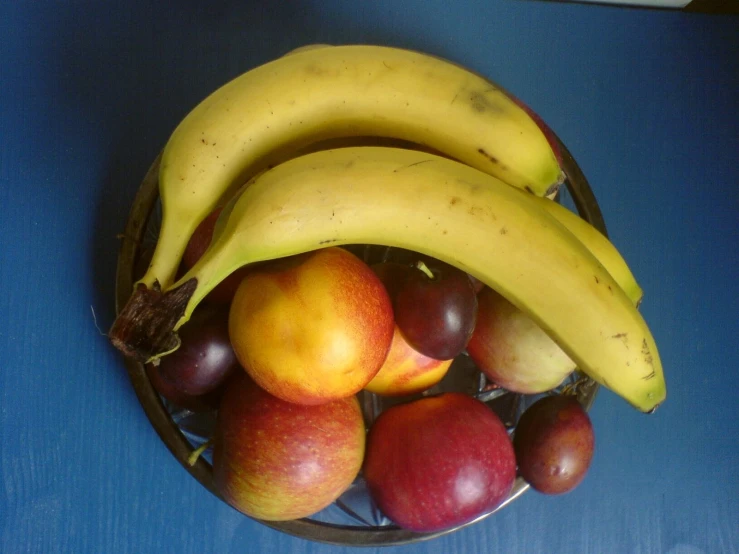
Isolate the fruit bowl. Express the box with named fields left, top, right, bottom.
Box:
left=114, top=135, right=604, bottom=546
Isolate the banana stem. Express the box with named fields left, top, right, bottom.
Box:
left=108, top=279, right=197, bottom=363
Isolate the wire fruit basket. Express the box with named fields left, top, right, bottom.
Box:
left=113, top=135, right=603, bottom=546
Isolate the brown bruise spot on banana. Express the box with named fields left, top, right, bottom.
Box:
left=611, top=332, right=629, bottom=350
left=477, top=148, right=510, bottom=174
left=447, top=193, right=498, bottom=225
left=477, top=148, right=499, bottom=165
left=303, top=63, right=334, bottom=78
left=468, top=91, right=503, bottom=114
left=594, top=275, right=615, bottom=294
left=640, top=339, right=657, bottom=380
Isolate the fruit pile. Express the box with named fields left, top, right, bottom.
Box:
left=109, top=44, right=666, bottom=536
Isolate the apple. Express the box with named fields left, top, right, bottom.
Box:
left=364, top=262, right=452, bottom=396
left=212, top=374, right=366, bottom=521
left=363, top=392, right=516, bottom=533
left=228, top=247, right=394, bottom=405
left=182, top=207, right=250, bottom=304
left=467, top=287, right=575, bottom=393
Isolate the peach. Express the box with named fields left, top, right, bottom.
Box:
left=228, top=247, right=394, bottom=405
left=364, top=325, right=452, bottom=396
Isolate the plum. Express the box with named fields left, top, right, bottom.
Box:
left=394, top=259, right=478, bottom=360
left=513, top=394, right=595, bottom=495
left=157, top=306, right=240, bottom=396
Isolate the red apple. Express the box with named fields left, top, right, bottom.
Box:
left=182, top=207, right=250, bottom=304
left=467, top=287, right=575, bottom=393
left=363, top=392, right=516, bottom=533
left=228, top=247, right=394, bottom=405
left=212, top=374, right=366, bottom=521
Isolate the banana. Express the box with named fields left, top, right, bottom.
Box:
left=110, top=147, right=664, bottom=413
left=140, top=44, right=564, bottom=290
left=254, top=133, right=643, bottom=308
left=287, top=138, right=643, bottom=307
left=282, top=43, right=333, bottom=56
left=531, top=196, right=644, bottom=306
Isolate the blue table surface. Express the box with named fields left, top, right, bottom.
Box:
left=1, top=2, right=737, bottom=553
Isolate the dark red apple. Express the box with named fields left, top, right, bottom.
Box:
left=513, top=395, right=595, bottom=495
left=394, top=259, right=478, bottom=360
left=212, top=374, right=366, bottom=521
left=363, top=392, right=516, bottom=533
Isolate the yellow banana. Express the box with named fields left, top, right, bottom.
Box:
left=251, top=132, right=642, bottom=308
left=140, top=44, right=564, bottom=290
left=111, top=147, right=664, bottom=412
left=284, top=137, right=643, bottom=308
left=532, top=197, right=644, bottom=306
left=282, top=43, right=333, bottom=56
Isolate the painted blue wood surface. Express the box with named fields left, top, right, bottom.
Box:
left=1, top=2, right=737, bottom=553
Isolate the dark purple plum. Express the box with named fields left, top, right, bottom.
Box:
left=513, top=395, right=595, bottom=495
left=157, top=306, right=241, bottom=396
left=145, top=362, right=224, bottom=412
left=394, top=259, right=478, bottom=360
